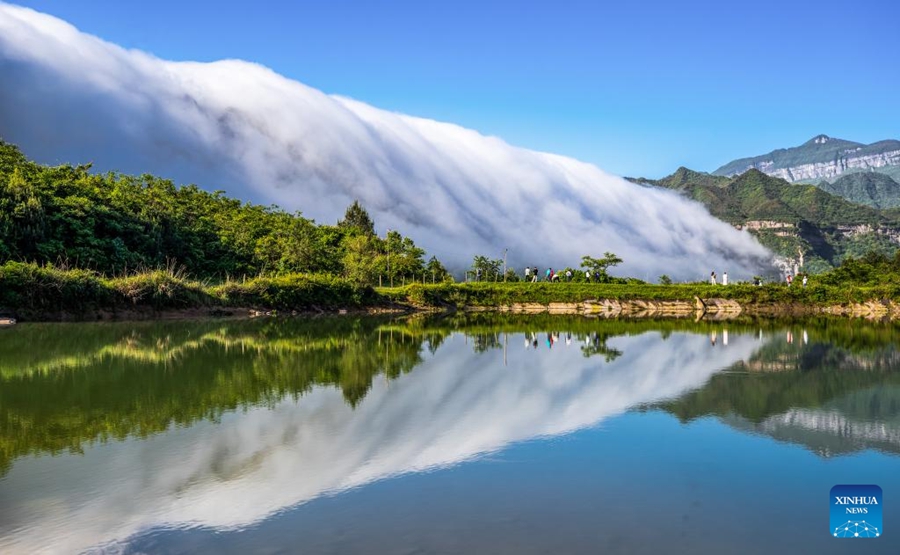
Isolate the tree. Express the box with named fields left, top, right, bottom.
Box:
left=0, top=141, right=460, bottom=283
left=472, top=255, right=502, bottom=281
left=426, top=256, right=451, bottom=283
left=337, top=200, right=375, bottom=236
left=386, top=231, right=426, bottom=282
left=341, top=234, right=381, bottom=284
left=658, top=274, right=672, bottom=285
left=580, top=252, right=623, bottom=283
left=503, top=268, right=520, bottom=282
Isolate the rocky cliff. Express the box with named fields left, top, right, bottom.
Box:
left=714, top=135, right=900, bottom=183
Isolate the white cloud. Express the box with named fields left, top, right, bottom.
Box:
left=0, top=3, right=771, bottom=279
left=0, top=330, right=763, bottom=553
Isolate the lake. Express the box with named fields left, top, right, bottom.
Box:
left=1, top=314, right=898, bottom=554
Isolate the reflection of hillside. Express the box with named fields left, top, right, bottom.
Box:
left=0, top=320, right=436, bottom=376
left=0, top=326, right=763, bottom=554
left=0, top=315, right=763, bottom=478
left=0, top=318, right=428, bottom=477
left=658, top=331, right=900, bottom=457
left=3, top=316, right=899, bottom=478
left=724, top=386, right=900, bottom=457
left=660, top=338, right=900, bottom=423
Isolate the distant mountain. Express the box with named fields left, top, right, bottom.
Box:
left=713, top=135, right=900, bottom=183
left=818, top=172, right=900, bottom=209
left=633, top=167, right=886, bottom=226
left=630, top=168, right=900, bottom=272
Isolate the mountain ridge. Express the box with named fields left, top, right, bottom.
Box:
left=713, top=135, right=900, bottom=184
left=630, top=167, right=900, bottom=273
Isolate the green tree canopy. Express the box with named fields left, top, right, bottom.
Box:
left=471, top=255, right=502, bottom=281
left=337, top=199, right=375, bottom=236
left=0, top=141, right=447, bottom=283
left=580, top=252, right=623, bottom=283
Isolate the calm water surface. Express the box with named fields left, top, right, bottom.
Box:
left=1, top=315, right=899, bottom=554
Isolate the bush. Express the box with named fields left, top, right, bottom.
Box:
left=212, top=274, right=376, bottom=309
left=0, top=261, right=109, bottom=314
left=106, top=269, right=211, bottom=309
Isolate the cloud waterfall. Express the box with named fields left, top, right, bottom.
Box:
left=0, top=3, right=770, bottom=278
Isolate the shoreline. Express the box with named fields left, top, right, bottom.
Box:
left=3, top=263, right=898, bottom=322
left=2, top=295, right=897, bottom=323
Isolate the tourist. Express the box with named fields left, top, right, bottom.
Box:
left=802, top=275, right=808, bottom=287
left=532, top=267, right=539, bottom=283
left=723, top=271, right=728, bottom=286
left=565, top=269, right=572, bottom=281
left=545, top=267, right=552, bottom=281
left=786, top=274, right=792, bottom=287
left=585, top=270, right=591, bottom=282
left=710, top=271, right=717, bottom=285
left=524, top=266, right=530, bottom=281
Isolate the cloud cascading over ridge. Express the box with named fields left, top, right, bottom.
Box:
left=0, top=3, right=771, bottom=278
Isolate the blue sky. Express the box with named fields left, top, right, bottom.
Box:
left=13, top=0, right=900, bottom=178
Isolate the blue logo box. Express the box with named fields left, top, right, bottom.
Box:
left=831, top=485, right=882, bottom=538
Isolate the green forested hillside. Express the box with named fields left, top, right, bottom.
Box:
left=0, top=140, right=447, bottom=283
left=818, top=172, right=900, bottom=209
left=631, top=168, right=900, bottom=271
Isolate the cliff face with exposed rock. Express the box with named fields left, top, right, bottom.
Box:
left=714, top=135, right=900, bottom=183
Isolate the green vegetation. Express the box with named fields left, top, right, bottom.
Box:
left=380, top=278, right=899, bottom=309
left=0, top=261, right=376, bottom=318
left=580, top=253, right=623, bottom=282
left=818, top=172, right=900, bottom=209
left=4, top=138, right=900, bottom=320
left=631, top=167, right=900, bottom=270
left=0, top=140, right=434, bottom=284
left=655, top=325, right=900, bottom=425
left=5, top=251, right=900, bottom=319
left=636, top=167, right=890, bottom=227
left=3, top=314, right=900, bottom=475
left=0, top=317, right=430, bottom=476
left=710, top=134, right=900, bottom=217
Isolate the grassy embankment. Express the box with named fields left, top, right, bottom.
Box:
left=3, top=261, right=899, bottom=321
left=0, top=261, right=376, bottom=320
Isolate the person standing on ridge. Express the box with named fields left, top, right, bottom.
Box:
left=722, top=271, right=728, bottom=286
left=710, top=271, right=717, bottom=285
